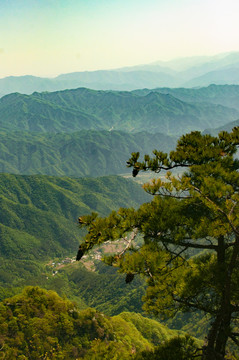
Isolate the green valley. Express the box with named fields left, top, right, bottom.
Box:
left=0, top=173, right=150, bottom=299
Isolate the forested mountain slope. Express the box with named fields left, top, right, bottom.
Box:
left=0, top=88, right=238, bottom=135
left=0, top=130, right=176, bottom=176
left=0, top=173, right=149, bottom=261
left=0, top=173, right=151, bottom=311
left=0, top=286, right=188, bottom=360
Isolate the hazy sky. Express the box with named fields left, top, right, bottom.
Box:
left=0, top=0, right=239, bottom=78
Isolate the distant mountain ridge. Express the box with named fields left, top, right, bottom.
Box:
left=1, top=52, right=239, bottom=95
left=0, top=87, right=238, bottom=136
left=133, top=84, right=239, bottom=111
left=1, top=84, right=239, bottom=178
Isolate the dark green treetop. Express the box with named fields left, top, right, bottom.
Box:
left=77, top=129, right=239, bottom=360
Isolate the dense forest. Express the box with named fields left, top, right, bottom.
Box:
left=0, top=286, right=198, bottom=360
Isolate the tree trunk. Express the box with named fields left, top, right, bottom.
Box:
left=202, top=304, right=232, bottom=360
left=215, top=310, right=232, bottom=357
left=202, top=236, right=237, bottom=360
left=202, top=314, right=226, bottom=360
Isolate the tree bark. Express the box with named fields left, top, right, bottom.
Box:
left=203, top=236, right=239, bottom=359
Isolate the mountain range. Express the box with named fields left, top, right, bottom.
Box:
left=1, top=52, right=239, bottom=96
left=133, top=84, right=239, bottom=111
left=1, top=86, right=238, bottom=136
left=0, top=84, right=239, bottom=177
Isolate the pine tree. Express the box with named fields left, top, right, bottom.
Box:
left=77, top=129, right=239, bottom=359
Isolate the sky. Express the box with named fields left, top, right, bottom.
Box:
left=0, top=0, right=239, bottom=78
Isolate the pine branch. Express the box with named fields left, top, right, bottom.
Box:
left=118, top=228, right=138, bottom=258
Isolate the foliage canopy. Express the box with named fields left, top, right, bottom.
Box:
left=0, top=286, right=185, bottom=359
left=78, top=129, right=239, bottom=359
